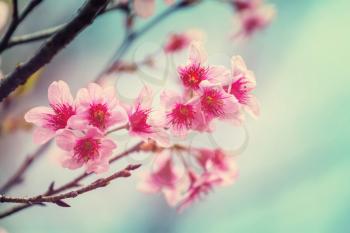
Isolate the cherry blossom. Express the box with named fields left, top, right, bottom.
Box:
left=125, top=86, right=169, bottom=146
left=138, top=150, right=182, bottom=206
left=225, top=56, right=260, bottom=117
left=134, top=0, right=174, bottom=18
left=56, top=127, right=116, bottom=173
left=25, top=81, right=76, bottom=144
left=68, top=83, right=128, bottom=132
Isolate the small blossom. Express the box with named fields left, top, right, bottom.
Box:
left=231, top=0, right=261, bottom=12
left=68, top=83, right=128, bottom=132
left=198, top=81, right=240, bottom=123
left=125, top=86, right=169, bottom=146
left=134, top=0, right=174, bottom=18
left=138, top=150, right=182, bottom=206
left=195, top=148, right=239, bottom=185
left=161, top=90, right=199, bottom=137
left=25, top=81, right=76, bottom=144
left=225, top=56, right=259, bottom=117
left=56, top=127, right=116, bottom=173
left=237, top=3, right=275, bottom=37
left=178, top=42, right=231, bottom=91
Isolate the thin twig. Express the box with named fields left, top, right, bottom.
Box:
left=0, top=141, right=143, bottom=219
left=0, top=0, right=44, bottom=53
left=0, top=164, right=141, bottom=205
left=0, top=0, right=109, bottom=102
left=12, top=0, right=19, bottom=21
left=6, top=3, right=130, bottom=50
left=0, top=140, right=52, bottom=194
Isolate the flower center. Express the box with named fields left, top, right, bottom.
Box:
left=74, top=137, right=100, bottom=162
left=88, top=103, right=110, bottom=129
left=129, top=108, right=152, bottom=133
left=229, top=78, right=249, bottom=104
left=178, top=64, right=208, bottom=90
left=48, top=104, right=75, bottom=130
left=200, top=89, right=225, bottom=117
left=168, top=103, right=195, bottom=129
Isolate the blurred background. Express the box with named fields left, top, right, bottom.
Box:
left=1, top=0, right=350, bottom=232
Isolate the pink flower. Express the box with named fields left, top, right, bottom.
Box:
left=197, top=81, right=240, bottom=125
left=68, top=83, right=128, bottom=132
left=237, top=3, right=275, bottom=37
left=125, top=86, right=169, bottom=147
left=56, top=127, right=116, bottom=173
left=177, top=170, right=220, bottom=212
left=161, top=90, right=199, bottom=137
left=134, top=0, right=174, bottom=18
left=195, top=148, right=239, bottom=185
left=25, top=80, right=76, bottom=144
left=164, top=33, right=191, bottom=54
left=225, top=56, right=259, bottom=117
left=231, top=0, right=261, bottom=12
left=138, top=150, right=182, bottom=206
left=163, top=29, right=205, bottom=54
left=178, top=42, right=231, bottom=91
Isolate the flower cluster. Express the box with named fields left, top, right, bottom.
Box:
left=25, top=42, right=259, bottom=209
left=232, top=0, right=276, bottom=37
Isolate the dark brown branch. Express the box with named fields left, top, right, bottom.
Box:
left=0, top=140, right=52, bottom=194
left=0, top=0, right=43, bottom=52
left=0, top=0, right=109, bottom=102
left=0, top=164, right=141, bottom=205
left=0, top=141, right=143, bottom=219
left=6, top=3, right=130, bottom=49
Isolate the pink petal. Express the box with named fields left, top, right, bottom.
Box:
left=160, top=90, right=181, bottom=108
left=24, top=106, right=53, bottom=126
left=56, top=130, right=76, bottom=151
left=67, top=114, right=88, bottom=131
left=134, top=0, right=155, bottom=18
left=48, top=80, right=73, bottom=106
left=107, top=106, right=129, bottom=128
left=86, top=160, right=109, bottom=174
left=76, top=87, right=90, bottom=107
left=207, top=65, right=231, bottom=85
left=62, top=157, right=84, bottom=170
left=33, top=127, right=55, bottom=144
left=189, top=42, right=207, bottom=64
left=135, top=86, right=153, bottom=109
left=101, top=138, right=117, bottom=151
left=245, top=94, right=260, bottom=118
left=87, top=83, right=104, bottom=103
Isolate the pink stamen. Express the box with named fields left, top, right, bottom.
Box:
left=88, top=103, right=110, bottom=130
left=200, top=88, right=225, bottom=117
left=179, top=64, right=208, bottom=90
left=168, top=103, right=195, bottom=130
left=74, top=137, right=100, bottom=162
left=47, top=104, right=75, bottom=130
left=129, top=107, right=153, bottom=133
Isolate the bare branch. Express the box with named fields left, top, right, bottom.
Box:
left=0, top=164, right=141, bottom=205
left=0, top=0, right=109, bottom=102
left=0, top=0, right=44, bottom=52
left=0, top=141, right=143, bottom=219
left=6, top=3, right=130, bottom=49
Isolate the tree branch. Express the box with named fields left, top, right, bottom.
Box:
left=5, top=3, right=130, bottom=50
left=0, top=0, right=43, bottom=52
left=0, top=140, right=52, bottom=194
left=0, top=141, right=143, bottom=219
left=0, top=0, right=109, bottom=102
left=0, top=164, right=141, bottom=205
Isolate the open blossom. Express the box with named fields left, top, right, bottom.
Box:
left=125, top=86, right=169, bottom=146
left=163, top=29, right=204, bottom=54
left=56, top=127, right=116, bottom=173
left=68, top=83, right=128, bottom=132
left=134, top=0, right=174, bottom=18
left=161, top=90, right=199, bottom=137
left=138, top=150, right=182, bottom=206
left=225, top=56, right=259, bottom=117
left=178, top=42, right=230, bottom=92
left=25, top=81, right=76, bottom=144
left=197, top=80, right=240, bottom=124
left=236, top=3, right=275, bottom=37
